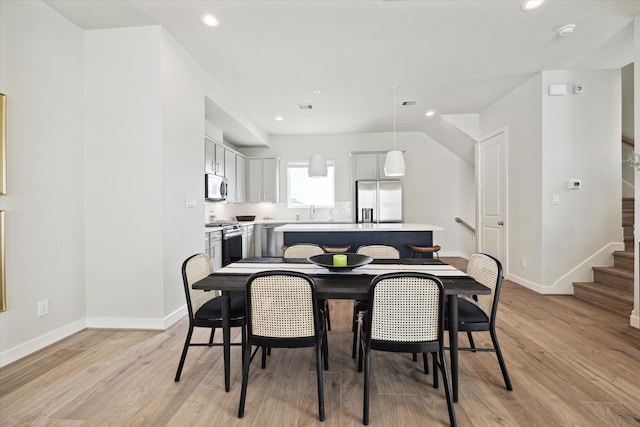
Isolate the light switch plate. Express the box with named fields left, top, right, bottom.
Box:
left=552, top=194, right=560, bottom=205
left=185, top=197, right=197, bottom=208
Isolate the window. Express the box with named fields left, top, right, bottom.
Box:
left=287, top=160, right=335, bottom=208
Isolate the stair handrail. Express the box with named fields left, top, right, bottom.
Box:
left=622, top=135, right=634, bottom=147
left=455, top=217, right=475, bottom=237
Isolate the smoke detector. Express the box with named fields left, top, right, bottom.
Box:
left=556, top=24, right=575, bottom=37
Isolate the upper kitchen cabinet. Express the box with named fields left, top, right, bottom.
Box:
left=247, top=158, right=279, bottom=203
left=204, top=136, right=226, bottom=176
left=351, top=151, right=387, bottom=180
left=225, top=148, right=247, bottom=203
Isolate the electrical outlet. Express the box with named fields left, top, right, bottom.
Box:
left=520, top=258, right=527, bottom=268
left=37, top=300, right=49, bottom=317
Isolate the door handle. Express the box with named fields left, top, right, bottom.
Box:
left=498, top=221, right=504, bottom=226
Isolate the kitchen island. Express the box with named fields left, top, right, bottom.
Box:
left=275, top=223, right=444, bottom=258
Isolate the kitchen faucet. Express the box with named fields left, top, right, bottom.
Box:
left=309, top=204, right=316, bottom=220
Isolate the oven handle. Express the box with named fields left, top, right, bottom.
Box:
left=223, top=230, right=244, bottom=239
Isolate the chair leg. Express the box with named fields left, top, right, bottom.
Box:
left=238, top=342, right=253, bottom=418
left=357, top=333, right=364, bottom=372
left=432, top=352, right=438, bottom=389
left=174, top=325, right=194, bottom=382
left=490, top=328, right=513, bottom=391
left=325, top=300, right=331, bottom=331
left=467, top=331, right=476, bottom=351
left=351, top=303, right=358, bottom=358
left=438, top=348, right=457, bottom=427
left=322, top=331, right=329, bottom=371
left=412, top=352, right=418, bottom=361
left=363, top=346, right=371, bottom=425
left=208, top=328, right=216, bottom=345
left=422, top=353, right=430, bottom=375
left=316, top=337, right=326, bottom=421
left=261, top=346, right=267, bottom=369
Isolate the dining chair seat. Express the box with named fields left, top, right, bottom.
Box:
left=195, top=296, right=246, bottom=324
left=445, top=299, right=489, bottom=324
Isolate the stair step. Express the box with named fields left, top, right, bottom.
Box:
left=573, top=281, right=634, bottom=316
left=622, top=211, right=634, bottom=226
left=613, top=251, right=634, bottom=270
left=592, top=266, right=634, bottom=292
left=622, top=197, right=634, bottom=211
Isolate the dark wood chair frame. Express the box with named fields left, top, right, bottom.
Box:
left=357, top=272, right=456, bottom=426
left=441, top=253, right=512, bottom=392
left=238, top=270, right=329, bottom=422
left=174, top=253, right=246, bottom=391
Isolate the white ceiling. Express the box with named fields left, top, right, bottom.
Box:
left=45, top=0, right=640, bottom=147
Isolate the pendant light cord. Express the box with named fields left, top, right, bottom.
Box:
left=393, top=86, right=397, bottom=150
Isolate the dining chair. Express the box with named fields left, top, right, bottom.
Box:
left=284, top=243, right=331, bottom=331
left=283, top=243, right=324, bottom=258
left=175, top=253, right=246, bottom=390
left=441, top=253, right=512, bottom=392
left=357, top=272, right=456, bottom=426
left=238, top=271, right=328, bottom=421
left=351, top=245, right=400, bottom=358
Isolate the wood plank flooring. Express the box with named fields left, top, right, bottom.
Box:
left=1, top=257, right=639, bottom=426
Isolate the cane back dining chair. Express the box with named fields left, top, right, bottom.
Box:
left=351, top=245, right=400, bottom=358
left=442, top=253, right=512, bottom=392
left=284, top=243, right=332, bottom=331
left=175, top=253, right=246, bottom=391
left=357, top=272, right=456, bottom=426
left=238, top=271, right=328, bottom=421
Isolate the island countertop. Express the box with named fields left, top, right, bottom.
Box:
left=274, top=223, right=444, bottom=232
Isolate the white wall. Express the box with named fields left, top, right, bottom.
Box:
left=0, top=0, right=87, bottom=364
left=540, top=70, right=621, bottom=289
left=84, top=27, right=165, bottom=327
left=480, top=74, right=544, bottom=287
left=237, top=132, right=477, bottom=256
left=481, top=70, right=623, bottom=294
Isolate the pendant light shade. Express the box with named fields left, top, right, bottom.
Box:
left=308, top=154, right=328, bottom=177
left=385, top=85, right=405, bottom=177
left=384, top=150, right=406, bottom=176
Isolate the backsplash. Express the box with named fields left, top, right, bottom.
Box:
left=205, top=201, right=353, bottom=223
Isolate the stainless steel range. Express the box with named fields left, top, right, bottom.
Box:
left=209, top=222, right=243, bottom=266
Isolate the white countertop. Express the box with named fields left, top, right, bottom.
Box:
left=274, top=223, right=444, bottom=232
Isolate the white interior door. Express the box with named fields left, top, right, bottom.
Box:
left=477, top=129, right=507, bottom=267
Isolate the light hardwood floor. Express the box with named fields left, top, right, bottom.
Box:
left=1, top=258, right=639, bottom=426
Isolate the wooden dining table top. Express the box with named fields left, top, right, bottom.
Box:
left=192, top=257, right=490, bottom=299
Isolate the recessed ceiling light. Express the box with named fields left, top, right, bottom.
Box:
left=275, top=116, right=284, bottom=121
left=313, top=89, right=322, bottom=95
left=521, top=0, right=544, bottom=11
left=556, top=24, right=576, bottom=37
left=425, top=111, right=435, bottom=117
left=200, top=14, right=219, bottom=27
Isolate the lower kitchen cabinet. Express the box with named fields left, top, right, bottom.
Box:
left=242, top=225, right=255, bottom=258
left=205, top=230, right=223, bottom=270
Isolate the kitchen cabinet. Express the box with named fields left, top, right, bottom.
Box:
left=225, top=148, right=237, bottom=201
left=205, top=230, right=223, bottom=270
left=242, top=225, right=255, bottom=258
left=236, top=155, right=246, bottom=203
left=204, top=137, right=226, bottom=176
left=247, top=158, right=279, bottom=203
left=351, top=151, right=387, bottom=180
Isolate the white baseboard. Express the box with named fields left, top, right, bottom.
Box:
left=0, top=318, right=87, bottom=367
left=1, top=307, right=190, bottom=368
left=505, top=273, right=545, bottom=293
left=631, top=309, right=639, bottom=329
left=552, top=242, right=625, bottom=294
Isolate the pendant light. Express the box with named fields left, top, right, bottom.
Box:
left=308, top=154, right=328, bottom=177
left=384, top=85, right=406, bottom=177
left=308, top=108, right=328, bottom=177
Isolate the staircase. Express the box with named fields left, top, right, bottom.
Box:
left=572, top=198, right=634, bottom=316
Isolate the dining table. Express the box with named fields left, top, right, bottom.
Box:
left=192, top=257, right=490, bottom=402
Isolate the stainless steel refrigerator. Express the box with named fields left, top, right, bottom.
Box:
left=355, top=180, right=403, bottom=223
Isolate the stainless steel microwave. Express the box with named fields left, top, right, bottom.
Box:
left=205, top=174, right=228, bottom=201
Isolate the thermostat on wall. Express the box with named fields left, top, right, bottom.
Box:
left=568, top=179, right=581, bottom=189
